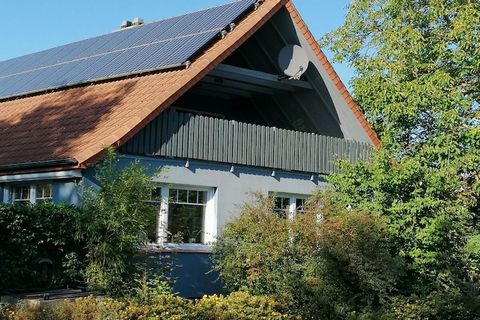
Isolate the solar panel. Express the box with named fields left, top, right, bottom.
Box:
left=0, top=0, right=256, bottom=99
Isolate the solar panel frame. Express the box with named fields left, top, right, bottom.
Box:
left=0, top=0, right=257, bottom=100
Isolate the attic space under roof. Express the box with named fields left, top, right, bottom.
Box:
left=172, top=7, right=345, bottom=139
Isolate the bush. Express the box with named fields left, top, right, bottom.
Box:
left=0, top=203, right=84, bottom=289
left=0, top=292, right=292, bottom=320
left=194, top=291, right=289, bottom=320
left=76, top=148, right=159, bottom=295
left=385, top=291, right=480, bottom=320
left=213, top=195, right=403, bottom=319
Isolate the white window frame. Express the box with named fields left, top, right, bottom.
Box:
left=149, top=185, right=217, bottom=246
left=4, top=183, right=53, bottom=204
left=270, top=192, right=309, bottom=220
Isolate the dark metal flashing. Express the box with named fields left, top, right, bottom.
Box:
left=0, top=158, right=78, bottom=171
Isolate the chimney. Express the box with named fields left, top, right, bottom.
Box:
left=132, top=18, right=144, bottom=26
left=120, top=20, right=132, bottom=29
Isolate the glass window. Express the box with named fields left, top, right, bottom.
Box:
left=150, top=187, right=162, bottom=202
left=35, top=184, right=52, bottom=204
left=8, top=183, right=54, bottom=204
left=271, top=193, right=310, bottom=218
left=296, top=198, right=306, bottom=213
left=12, top=186, right=30, bottom=204
left=147, top=186, right=215, bottom=245
left=273, top=197, right=290, bottom=219
left=167, top=188, right=207, bottom=243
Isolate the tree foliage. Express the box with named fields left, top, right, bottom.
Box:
left=323, top=0, right=479, bottom=155
left=321, top=0, right=479, bottom=294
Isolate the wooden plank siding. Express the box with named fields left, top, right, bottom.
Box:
left=120, top=109, right=372, bottom=174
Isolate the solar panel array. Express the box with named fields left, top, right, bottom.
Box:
left=0, top=0, right=256, bottom=100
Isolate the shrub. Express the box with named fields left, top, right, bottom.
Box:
left=150, top=294, right=193, bottom=319
left=193, top=291, right=290, bottom=320
left=75, top=148, right=159, bottom=295
left=213, top=195, right=403, bottom=319
left=386, top=291, right=480, bottom=320
left=0, top=203, right=84, bottom=289
left=0, top=292, right=292, bottom=320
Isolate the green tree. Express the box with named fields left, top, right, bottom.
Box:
left=76, top=148, right=158, bottom=295
left=322, top=0, right=479, bottom=293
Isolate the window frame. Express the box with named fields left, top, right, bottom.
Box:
left=148, top=185, right=217, bottom=246
left=5, top=183, right=53, bottom=204
left=270, top=192, right=309, bottom=220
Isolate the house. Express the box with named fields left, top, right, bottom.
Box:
left=0, top=0, right=379, bottom=297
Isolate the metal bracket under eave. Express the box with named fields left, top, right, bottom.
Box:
left=220, top=29, right=228, bottom=39
left=183, top=60, right=191, bottom=69
left=254, top=0, right=264, bottom=10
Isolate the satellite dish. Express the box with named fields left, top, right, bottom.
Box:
left=278, top=44, right=309, bottom=80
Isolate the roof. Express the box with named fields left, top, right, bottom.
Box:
left=0, top=0, right=256, bottom=100
left=0, top=0, right=379, bottom=174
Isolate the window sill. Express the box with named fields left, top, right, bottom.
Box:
left=139, top=243, right=213, bottom=254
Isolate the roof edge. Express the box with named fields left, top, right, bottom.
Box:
left=0, top=158, right=78, bottom=172
left=285, top=1, right=381, bottom=147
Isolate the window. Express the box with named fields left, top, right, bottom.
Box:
left=8, top=183, right=53, bottom=204
left=273, top=197, right=290, bottom=219
left=35, top=184, right=53, bottom=204
left=271, top=193, right=309, bottom=219
left=11, top=185, right=30, bottom=204
left=168, top=188, right=207, bottom=244
left=296, top=198, right=306, bottom=213
left=148, top=185, right=216, bottom=245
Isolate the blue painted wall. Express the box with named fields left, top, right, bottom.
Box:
left=140, top=252, right=225, bottom=298
left=53, top=180, right=82, bottom=205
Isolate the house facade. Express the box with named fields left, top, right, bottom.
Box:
left=0, top=0, right=378, bottom=297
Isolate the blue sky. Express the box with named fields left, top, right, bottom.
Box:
left=1, top=0, right=353, bottom=85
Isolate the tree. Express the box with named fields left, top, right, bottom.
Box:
left=322, top=0, right=479, bottom=293
left=76, top=148, right=158, bottom=295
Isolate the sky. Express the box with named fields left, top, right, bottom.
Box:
left=0, top=0, right=353, bottom=85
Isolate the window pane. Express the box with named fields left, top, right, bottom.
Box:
left=14, top=186, right=30, bottom=200
left=177, top=189, right=188, bottom=203
left=188, top=190, right=197, bottom=204
left=168, top=203, right=204, bottom=243
left=169, top=189, right=178, bottom=202
left=36, top=184, right=52, bottom=199
left=274, top=197, right=289, bottom=210
left=197, top=191, right=207, bottom=204
left=151, top=187, right=162, bottom=201
left=35, top=184, right=53, bottom=203
left=274, top=197, right=289, bottom=219
left=296, top=198, right=306, bottom=213
left=36, top=186, right=42, bottom=199
left=45, top=184, right=52, bottom=198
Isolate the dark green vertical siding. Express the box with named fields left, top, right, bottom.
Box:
left=120, top=109, right=372, bottom=174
